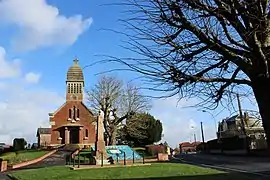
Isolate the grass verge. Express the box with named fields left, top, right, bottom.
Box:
left=9, top=162, right=256, bottom=180
left=0, top=150, right=49, bottom=165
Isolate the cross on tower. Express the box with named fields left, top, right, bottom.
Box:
left=73, top=57, right=79, bottom=64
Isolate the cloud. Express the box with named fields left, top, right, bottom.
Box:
left=0, top=0, right=92, bottom=51
left=0, top=46, right=21, bottom=78
left=151, top=97, right=217, bottom=148
left=0, top=46, right=64, bottom=144
left=0, top=86, right=64, bottom=144
left=24, top=72, right=41, bottom=84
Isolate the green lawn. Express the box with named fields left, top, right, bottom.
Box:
left=9, top=163, right=255, bottom=180
left=0, top=150, right=49, bottom=165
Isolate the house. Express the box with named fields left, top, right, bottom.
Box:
left=217, top=112, right=265, bottom=138
left=36, top=128, right=51, bottom=147
left=217, top=112, right=266, bottom=149
left=179, top=142, right=201, bottom=153
left=37, top=58, right=96, bottom=147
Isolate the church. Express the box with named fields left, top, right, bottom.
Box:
left=37, top=59, right=96, bottom=147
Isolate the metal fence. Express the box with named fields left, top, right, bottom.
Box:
left=66, top=150, right=146, bottom=168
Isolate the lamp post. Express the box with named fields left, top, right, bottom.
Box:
left=202, top=110, right=217, bottom=132
left=190, top=126, right=196, bottom=143
left=200, top=122, right=205, bottom=143
left=191, top=126, right=197, bottom=151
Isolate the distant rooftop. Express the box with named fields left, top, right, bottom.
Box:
left=37, top=128, right=51, bottom=135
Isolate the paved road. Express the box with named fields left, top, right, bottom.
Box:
left=15, top=149, right=70, bottom=170
left=174, top=153, right=270, bottom=178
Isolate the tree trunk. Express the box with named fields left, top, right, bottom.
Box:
left=108, top=128, right=117, bottom=145
left=252, top=78, right=270, bottom=150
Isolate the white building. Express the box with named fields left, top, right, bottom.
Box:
left=217, top=112, right=266, bottom=149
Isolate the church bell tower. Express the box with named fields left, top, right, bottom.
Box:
left=66, top=58, right=84, bottom=101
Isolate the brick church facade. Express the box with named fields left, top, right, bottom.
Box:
left=37, top=59, right=96, bottom=147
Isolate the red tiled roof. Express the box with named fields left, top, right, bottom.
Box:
left=191, top=142, right=202, bottom=146
left=179, top=142, right=192, bottom=147
left=180, top=142, right=202, bottom=147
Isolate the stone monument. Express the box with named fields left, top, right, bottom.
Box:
left=95, top=110, right=108, bottom=164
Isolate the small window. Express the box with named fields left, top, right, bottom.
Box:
left=79, top=84, right=82, bottom=93
left=85, top=129, right=88, bottom=137
left=77, top=109, right=80, bottom=118
left=68, top=84, right=70, bottom=93
left=69, top=109, right=72, bottom=118
left=71, top=84, right=73, bottom=93
left=74, top=84, right=77, bottom=93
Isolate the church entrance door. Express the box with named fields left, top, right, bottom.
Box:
left=69, top=127, right=79, bottom=144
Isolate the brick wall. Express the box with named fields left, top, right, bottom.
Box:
left=50, top=101, right=96, bottom=145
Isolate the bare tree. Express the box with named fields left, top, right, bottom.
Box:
left=86, top=75, right=151, bottom=145
left=103, top=0, right=270, bottom=148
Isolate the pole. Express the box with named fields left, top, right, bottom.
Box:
left=202, top=110, right=217, bottom=133
left=101, top=152, right=103, bottom=167
left=142, top=151, right=145, bottom=164
left=78, top=152, right=80, bottom=168
left=194, top=132, right=197, bottom=151
left=236, top=94, right=249, bottom=153
left=237, top=94, right=246, bottom=135
left=124, top=152, right=126, bottom=165
left=132, top=151, right=135, bottom=164
left=200, top=122, right=205, bottom=143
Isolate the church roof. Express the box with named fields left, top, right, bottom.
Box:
left=50, top=102, right=94, bottom=117
left=67, top=58, right=84, bottom=82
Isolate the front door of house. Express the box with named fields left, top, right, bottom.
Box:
left=69, top=127, right=79, bottom=144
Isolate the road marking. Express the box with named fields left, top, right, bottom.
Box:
left=172, top=156, right=270, bottom=177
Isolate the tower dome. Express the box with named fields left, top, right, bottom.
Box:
left=67, top=58, right=84, bottom=82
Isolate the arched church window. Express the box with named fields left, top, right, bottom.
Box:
left=76, top=84, right=79, bottom=93
left=71, top=84, right=74, bottom=93
left=73, top=106, right=76, bottom=119
left=85, top=129, right=88, bottom=137
left=77, top=109, right=80, bottom=118
left=69, top=109, right=72, bottom=118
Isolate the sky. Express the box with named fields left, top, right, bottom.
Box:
left=0, top=0, right=259, bottom=148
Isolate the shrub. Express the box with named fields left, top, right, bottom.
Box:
left=13, top=138, right=27, bottom=152
left=206, top=139, right=221, bottom=150
left=220, top=136, right=249, bottom=150
left=31, top=143, right=38, bottom=150
left=145, top=145, right=166, bottom=156
left=196, top=143, right=206, bottom=151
